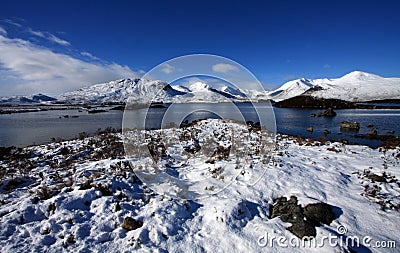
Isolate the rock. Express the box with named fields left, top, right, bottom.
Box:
left=212, top=145, right=231, bottom=160
left=303, top=203, right=336, bottom=226
left=288, top=220, right=316, bottom=239
left=270, top=196, right=302, bottom=222
left=246, top=121, right=261, bottom=131
left=306, top=127, right=313, bottom=133
left=270, top=196, right=304, bottom=223
left=60, top=147, right=70, bottom=156
left=367, top=124, right=374, bottom=128
left=367, top=173, right=387, bottom=183
left=340, top=121, right=360, bottom=131
left=311, top=108, right=337, bottom=117
left=183, top=139, right=201, bottom=154
left=269, top=196, right=315, bottom=238
left=122, top=217, right=143, bottom=231
left=320, top=108, right=336, bottom=117
left=369, top=129, right=378, bottom=136
left=147, top=136, right=167, bottom=162
left=323, top=129, right=331, bottom=135
left=270, top=196, right=339, bottom=239
left=386, top=130, right=395, bottom=134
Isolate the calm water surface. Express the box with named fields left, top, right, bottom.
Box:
left=0, top=103, right=399, bottom=148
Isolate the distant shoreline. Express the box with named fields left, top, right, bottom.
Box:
left=1, top=98, right=400, bottom=114
left=274, top=96, right=400, bottom=109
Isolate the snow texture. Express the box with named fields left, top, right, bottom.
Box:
left=1, top=120, right=399, bottom=252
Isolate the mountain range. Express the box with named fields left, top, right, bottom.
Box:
left=0, top=93, right=57, bottom=104
left=270, top=71, right=400, bottom=102
left=1, top=71, right=399, bottom=105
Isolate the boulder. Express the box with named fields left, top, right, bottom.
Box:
left=270, top=196, right=339, bottom=239
left=367, top=173, right=387, bottom=183
left=340, top=121, right=360, bottom=131
left=270, top=196, right=303, bottom=223
left=303, top=203, right=336, bottom=226
left=369, top=129, right=378, bottom=136
left=122, top=217, right=143, bottom=231
left=320, top=108, right=337, bottom=117
left=340, top=139, right=349, bottom=144
left=288, top=220, right=316, bottom=239
left=311, top=108, right=337, bottom=117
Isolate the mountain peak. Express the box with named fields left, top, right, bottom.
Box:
left=341, top=71, right=381, bottom=80
left=187, top=82, right=210, bottom=92
left=270, top=70, right=399, bottom=102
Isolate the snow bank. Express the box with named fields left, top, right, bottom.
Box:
left=0, top=121, right=399, bottom=252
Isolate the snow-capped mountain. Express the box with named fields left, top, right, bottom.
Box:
left=2, top=71, right=398, bottom=105
left=173, top=82, right=269, bottom=101
left=219, top=85, right=271, bottom=101
left=269, top=78, right=315, bottom=102
left=57, top=79, right=249, bottom=104
left=54, top=71, right=400, bottom=104
left=58, top=78, right=185, bottom=104
left=186, top=81, right=210, bottom=92
left=220, top=85, right=247, bottom=97
left=0, top=93, right=57, bottom=105
left=309, top=71, right=400, bottom=101
left=170, top=81, right=241, bottom=103
left=174, top=82, right=240, bottom=97
left=271, top=71, right=400, bottom=102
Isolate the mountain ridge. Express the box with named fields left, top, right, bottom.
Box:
left=270, top=71, right=400, bottom=102
left=1, top=71, right=399, bottom=105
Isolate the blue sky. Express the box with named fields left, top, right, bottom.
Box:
left=0, top=0, right=399, bottom=95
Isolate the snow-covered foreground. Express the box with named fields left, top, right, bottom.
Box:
left=0, top=121, right=399, bottom=252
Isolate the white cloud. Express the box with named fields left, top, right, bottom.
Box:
left=0, top=34, right=141, bottom=96
left=161, top=63, right=175, bottom=74
left=47, top=34, right=70, bottom=46
left=81, top=51, right=101, bottom=61
left=27, top=28, right=45, bottom=38
left=4, top=19, right=23, bottom=27
left=212, top=63, right=239, bottom=74
left=0, top=26, right=7, bottom=35
left=28, top=28, right=70, bottom=46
